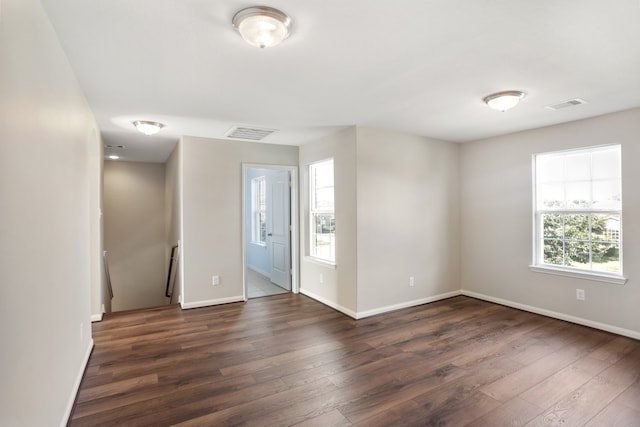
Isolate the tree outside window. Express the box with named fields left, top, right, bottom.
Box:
left=534, top=145, right=622, bottom=274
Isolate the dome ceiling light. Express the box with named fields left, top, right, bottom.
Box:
left=483, top=91, right=526, bottom=112
left=232, top=6, right=291, bottom=48
left=132, top=120, right=165, bottom=136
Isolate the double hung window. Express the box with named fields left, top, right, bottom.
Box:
left=533, top=145, right=623, bottom=279
left=309, top=159, right=335, bottom=263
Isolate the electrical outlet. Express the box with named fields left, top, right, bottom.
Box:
left=409, top=276, right=415, bottom=287
left=212, top=275, right=220, bottom=286
left=319, top=273, right=323, bottom=284
left=576, top=289, right=585, bottom=300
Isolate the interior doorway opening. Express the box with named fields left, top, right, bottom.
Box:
left=243, top=164, right=299, bottom=299
left=103, top=160, right=170, bottom=312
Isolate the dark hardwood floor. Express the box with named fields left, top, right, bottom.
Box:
left=69, top=295, right=640, bottom=426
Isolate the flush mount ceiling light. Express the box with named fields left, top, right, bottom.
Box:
left=232, top=6, right=291, bottom=48
left=132, top=120, right=165, bottom=136
left=483, top=91, right=526, bottom=112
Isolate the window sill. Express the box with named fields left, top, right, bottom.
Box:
left=529, top=265, right=627, bottom=285
left=304, top=256, right=336, bottom=269
left=251, top=242, right=266, bottom=248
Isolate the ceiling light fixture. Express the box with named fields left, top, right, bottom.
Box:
left=483, top=91, right=526, bottom=112
left=232, top=6, right=291, bottom=48
left=108, top=155, right=119, bottom=160
left=132, top=120, right=165, bottom=136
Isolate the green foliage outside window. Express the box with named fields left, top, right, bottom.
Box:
left=542, top=212, right=619, bottom=271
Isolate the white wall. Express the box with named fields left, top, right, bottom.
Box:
left=104, top=161, right=168, bottom=311
left=299, top=127, right=460, bottom=318
left=299, top=127, right=359, bottom=316
left=89, top=129, right=106, bottom=320
left=461, top=108, right=640, bottom=337
left=180, top=136, right=298, bottom=308
left=165, top=143, right=182, bottom=304
left=356, top=127, right=460, bottom=314
left=0, top=0, right=98, bottom=425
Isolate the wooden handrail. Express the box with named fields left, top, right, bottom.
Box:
left=103, top=250, right=114, bottom=300
left=165, top=244, right=179, bottom=298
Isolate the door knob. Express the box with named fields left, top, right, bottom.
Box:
left=267, top=233, right=273, bottom=236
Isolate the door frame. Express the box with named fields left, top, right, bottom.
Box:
left=242, top=163, right=299, bottom=300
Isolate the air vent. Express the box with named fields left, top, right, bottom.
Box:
left=545, top=98, right=587, bottom=111
left=104, top=144, right=125, bottom=149
left=225, top=126, right=277, bottom=141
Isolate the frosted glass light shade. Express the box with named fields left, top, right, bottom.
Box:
left=233, top=6, right=291, bottom=48
left=132, top=120, right=165, bottom=136
left=484, top=91, right=526, bottom=112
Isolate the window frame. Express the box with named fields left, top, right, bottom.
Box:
left=251, top=176, right=266, bottom=246
left=531, top=144, right=626, bottom=285
left=309, top=158, right=336, bottom=265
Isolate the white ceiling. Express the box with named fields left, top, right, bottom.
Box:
left=41, top=0, right=640, bottom=163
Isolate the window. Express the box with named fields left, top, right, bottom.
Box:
left=251, top=176, right=266, bottom=245
left=533, top=145, right=622, bottom=278
left=309, top=159, right=335, bottom=263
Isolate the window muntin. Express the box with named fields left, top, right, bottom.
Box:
left=534, top=145, right=622, bottom=275
left=309, top=159, right=335, bottom=263
left=251, top=176, right=266, bottom=245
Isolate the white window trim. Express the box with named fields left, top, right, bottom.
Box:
left=531, top=144, right=626, bottom=284
left=304, top=256, right=337, bottom=269
left=529, top=265, right=627, bottom=285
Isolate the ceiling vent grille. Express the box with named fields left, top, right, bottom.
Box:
left=545, top=98, right=587, bottom=111
left=225, top=126, right=277, bottom=141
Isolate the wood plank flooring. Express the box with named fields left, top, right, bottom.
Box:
left=69, top=295, right=640, bottom=426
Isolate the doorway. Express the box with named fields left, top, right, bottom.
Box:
left=243, top=164, right=298, bottom=299
left=103, top=160, right=170, bottom=312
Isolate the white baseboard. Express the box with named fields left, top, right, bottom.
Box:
left=299, top=288, right=358, bottom=318
left=91, top=304, right=106, bottom=322
left=462, top=290, right=640, bottom=340
left=299, top=288, right=462, bottom=320
left=356, top=290, right=462, bottom=319
left=61, top=338, right=94, bottom=427
left=181, top=295, right=245, bottom=309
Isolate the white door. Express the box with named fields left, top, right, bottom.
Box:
left=266, top=170, right=291, bottom=290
